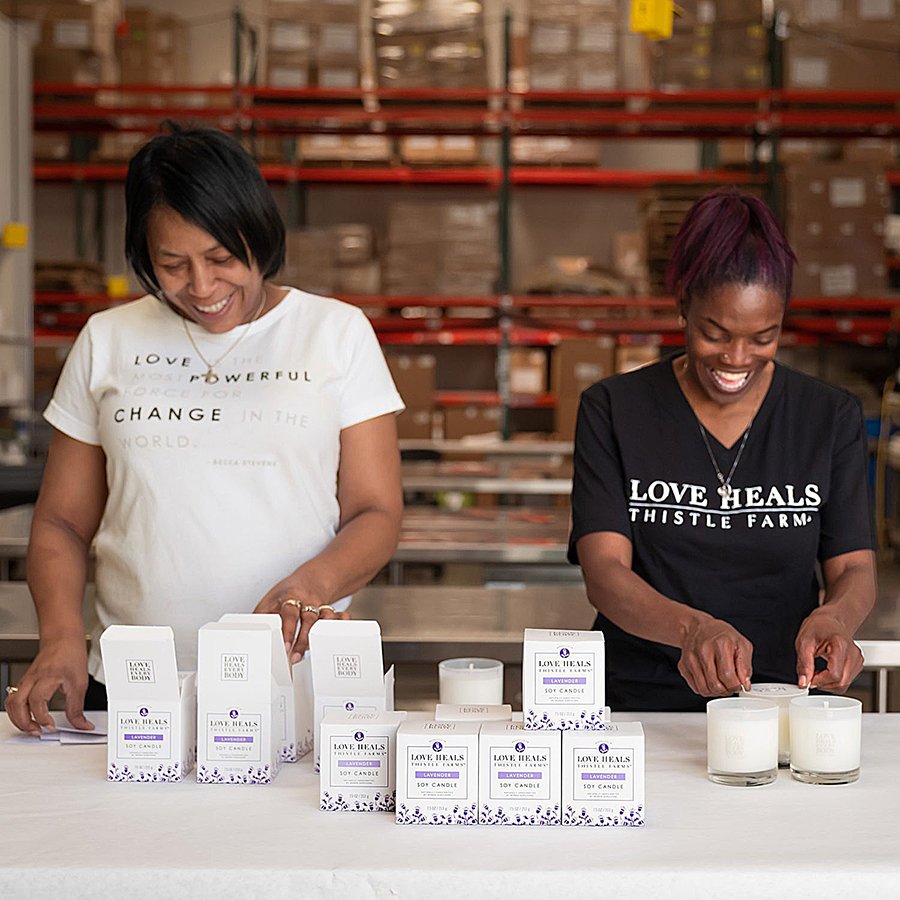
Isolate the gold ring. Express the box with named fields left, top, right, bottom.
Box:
left=5, top=686, right=18, bottom=695
left=282, top=598, right=302, bottom=610
left=317, top=604, right=337, bottom=615
left=301, top=604, right=320, bottom=616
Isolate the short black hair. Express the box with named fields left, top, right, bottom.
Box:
left=125, top=123, right=285, bottom=295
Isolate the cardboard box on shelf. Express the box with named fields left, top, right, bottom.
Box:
left=616, top=344, right=660, bottom=374
left=337, top=261, right=381, bottom=295
left=266, top=52, right=312, bottom=89
left=297, top=134, right=393, bottom=163
left=511, top=137, right=602, bottom=166
left=508, top=348, right=548, bottom=396
left=398, top=136, right=481, bottom=166
left=386, top=353, right=436, bottom=412
left=443, top=405, right=502, bottom=440
left=117, top=8, right=187, bottom=84
left=551, top=337, right=616, bottom=440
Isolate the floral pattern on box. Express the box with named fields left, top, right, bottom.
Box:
left=479, top=804, right=560, bottom=826
left=107, top=762, right=185, bottom=782
left=280, top=742, right=298, bottom=762
left=396, top=803, right=478, bottom=825
left=563, top=804, right=644, bottom=826
left=297, top=734, right=314, bottom=759
left=196, top=764, right=274, bottom=785
left=524, top=710, right=609, bottom=730
left=320, top=790, right=395, bottom=812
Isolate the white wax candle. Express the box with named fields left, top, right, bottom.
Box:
left=438, top=658, right=504, bottom=705
left=739, top=683, right=808, bottom=766
left=789, top=696, right=861, bottom=777
left=707, top=698, right=778, bottom=780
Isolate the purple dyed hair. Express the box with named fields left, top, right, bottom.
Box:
left=665, top=188, right=796, bottom=312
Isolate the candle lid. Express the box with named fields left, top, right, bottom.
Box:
left=740, top=683, right=808, bottom=699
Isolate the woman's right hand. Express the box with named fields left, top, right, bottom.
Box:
left=4, top=636, right=93, bottom=735
left=678, top=616, right=754, bottom=697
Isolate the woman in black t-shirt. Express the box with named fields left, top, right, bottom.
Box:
left=569, top=189, right=877, bottom=712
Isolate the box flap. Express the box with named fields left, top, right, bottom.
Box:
left=100, top=624, right=179, bottom=699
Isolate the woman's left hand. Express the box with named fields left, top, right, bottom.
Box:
left=795, top=608, right=864, bottom=693
left=254, top=582, right=349, bottom=664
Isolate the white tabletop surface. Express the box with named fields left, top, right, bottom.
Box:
left=2, top=712, right=899, bottom=899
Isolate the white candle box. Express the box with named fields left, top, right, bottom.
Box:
left=561, top=723, right=645, bottom=827
left=309, top=620, right=395, bottom=771
left=319, top=710, right=407, bottom=812
left=292, top=654, right=314, bottom=760
left=219, top=613, right=298, bottom=762
left=478, top=721, right=561, bottom=825
left=196, top=617, right=283, bottom=784
left=523, top=628, right=606, bottom=730
left=436, top=703, right=512, bottom=722
left=396, top=720, right=480, bottom=825
left=100, top=624, right=196, bottom=783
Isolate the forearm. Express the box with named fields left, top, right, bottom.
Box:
left=816, top=550, right=877, bottom=634
left=583, top=555, right=713, bottom=651
left=26, top=517, right=92, bottom=642
left=282, top=505, right=401, bottom=605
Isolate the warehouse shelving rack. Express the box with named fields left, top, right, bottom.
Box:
left=29, top=67, right=900, bottom=429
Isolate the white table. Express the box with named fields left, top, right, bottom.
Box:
left=1, top=712, right=898, bottom=898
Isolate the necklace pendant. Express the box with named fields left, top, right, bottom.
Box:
left=718, top=484, right=732, bottom=499
left=203, top=369, right=219, bottom=385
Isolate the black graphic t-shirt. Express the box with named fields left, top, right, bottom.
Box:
left=568, top=357, right=874, bottom=712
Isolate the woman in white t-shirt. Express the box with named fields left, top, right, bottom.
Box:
left=7, top=126, right=404, bottom=735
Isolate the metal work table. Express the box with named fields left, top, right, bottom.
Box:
left=400, top=459, right=573, bottom=496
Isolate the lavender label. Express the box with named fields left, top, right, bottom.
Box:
left=406, top=742, right=468, bottom=800
left=206, top=710, right=262, bottom=762
left=490, top=743, right=551, bottom=801
left=534, top=649, right=595, bottom=705
left=573, top=744, right=634, bottom=802
left=329, top=731, right=389, bottom=789
left=116, top=708, right=172, bottom=759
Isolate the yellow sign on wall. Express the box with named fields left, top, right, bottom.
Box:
left=1, top=222, right=29, bottom=249
left=630, top=0, right=674, bottom=41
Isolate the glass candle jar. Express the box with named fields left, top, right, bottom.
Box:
left=707, top=698, right=779, bottom=786
left=438, top=658, right=504, bottom=705
left=789, top=696, right=862, bottom=785
left=739, top=683, right=808, bottom=767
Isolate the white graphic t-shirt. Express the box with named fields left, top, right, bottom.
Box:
left=45, top=289, right=404, bottom=677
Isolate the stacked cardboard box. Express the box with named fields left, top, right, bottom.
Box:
left=282, top=224, right=380, bottom=296
left=641, top=186, right=714, bottom=295
left=782, top=0, right=900, bottom=91
left=398, top=136, right=481, bottom=166
left=386, top=353, right=436, bottom=439
left=551, top=337, right=616, bottom=440
left=786, top=162, right=889, bottom=297
left=2, top=0, right=121, bottom=84
left=383, top=200, right=498, bottom=296
left=266, top=0, right=361, bottom=89
left=117, top=8, right=187, bottom=85
left=527, top=0, right=619, bottom=91
left=652, top=0, right=767, bottom=90
left=373, top=0, right=486, bottom=88
left=510, top=137, right=602, bottom=166
left=443, top=405, right=502, bottom=439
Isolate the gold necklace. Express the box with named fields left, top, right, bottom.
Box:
left=181, top=292, right=266, bottom=385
